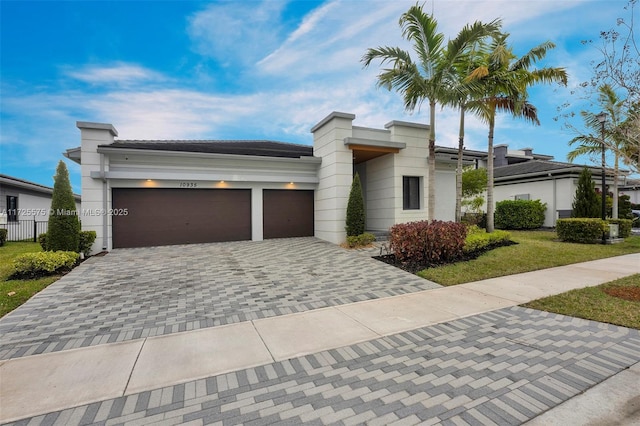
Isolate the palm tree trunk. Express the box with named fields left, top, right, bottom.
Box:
left=428, top=100, right=436, bottom=222
left=455, top=106, right=465, bottom=223
left=486, top=114, right=495, bottom=232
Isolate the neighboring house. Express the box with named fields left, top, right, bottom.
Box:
left=0, top=174, right=81, bottom=240
left=619, top=178, right=640, bottom=205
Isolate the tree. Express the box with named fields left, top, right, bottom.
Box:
left=567, top=84, right=627, bottom=218
left=461, top=167, right=487, bottom=216
left=572, top=167, right=601, bottom=218
left=559, top=0, right=639, bottom=174
left=466, top=34, right=568, bottom=232
left=345, top=172, right=365, bottom=237
left=362, top=4, right=500, bottom=221
left=47, top=160, right=80, bottom=251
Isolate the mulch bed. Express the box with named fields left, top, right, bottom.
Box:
left=603, top=286, right=640, bottom=302
left=373, top=240, right=518, bottom=274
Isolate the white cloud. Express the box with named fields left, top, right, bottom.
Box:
left=66, top=63, right=165, bottom=86
left=187, top=0, right=288, bottom=67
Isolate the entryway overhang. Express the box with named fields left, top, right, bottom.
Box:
left=344, top=137, right=406, bottom=164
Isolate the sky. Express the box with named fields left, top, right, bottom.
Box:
left=0, top=0, right=636, bottom=193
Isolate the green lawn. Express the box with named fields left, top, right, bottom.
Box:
left=523, top=274, right=640, bottom=329
left=0, top=242, right=60, bottom=317
left=418, top=231, right=640, bottom=286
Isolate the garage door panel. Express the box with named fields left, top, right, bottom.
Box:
left=263, top=190, right=314, bottom=239
left=112, top=188, right=251, bottom=248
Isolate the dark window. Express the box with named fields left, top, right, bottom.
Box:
left=403, top=176, right=421, bottom=210
left=6, top=196, right=17, bottom=221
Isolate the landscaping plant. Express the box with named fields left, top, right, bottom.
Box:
left=495, top=199, right=546, bottom=229
left=572, top=167, right=601, bottom=218
left=47, top=161, right=80, bottom=252
left=345, top=172, right=365, bottom=237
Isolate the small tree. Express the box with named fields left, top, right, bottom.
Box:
left=346, top=173, right=365, bottom=237
left=47, top=161, right=80, bottom=251
left=572, top=167, right=601, bottom=218
left=461, top=167, right=487, bottom=214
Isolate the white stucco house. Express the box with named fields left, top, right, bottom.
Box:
left=66, top=110, right=624, bottom=253
left=66, top=111, right=475, bottom=252
left=0, top=174, right=81, bottom=241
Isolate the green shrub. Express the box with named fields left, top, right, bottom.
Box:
left=572, top=167, right=601, bottom=218
left=38, top=233, right=48, bottom=251
left=0, top=228, right=7, bottom=247
left=495, top=199, right=546, bottom=230
left=79, top=230, right=97, bottom=256
left=47, top=161, right=80, bottom=251
left=346, top=173, right=365, bottom=237
left=556, top=218, right=608, bottom=243
left=345, top=232, right=376, bottom=248
left=463, top=226, right=512, bottom=253
left=10, top=251, right=79, bottom=279
left=389, top=220, right=467, bottom=264
left=607, top=219, right=633, bottom=238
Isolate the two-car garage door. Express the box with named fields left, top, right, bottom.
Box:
left=112, top=188, right=313, bottom=248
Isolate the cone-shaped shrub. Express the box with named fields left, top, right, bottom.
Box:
left=572, top=167, right=600, bottom=218
left=47, top=161, right=80, bottom=251
left=346, top=173, right=365, bottom=237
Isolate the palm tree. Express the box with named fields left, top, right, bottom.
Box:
left=362, top=4, right=500, bottom=221
left=568, top=84, right=627, bottom=218
left=466, top=34, right=568, bottom=231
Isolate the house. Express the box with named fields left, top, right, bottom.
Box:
left=67, top=110, right=624, bottom=253
left=0, top=174, right=81, bottom=241
left=619, top=178, right=640, bottom=205
left=67, top=112, right=470, bottom=252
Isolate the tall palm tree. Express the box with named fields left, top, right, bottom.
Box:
left=466, top=34, right=568, bottom=232
left=362, top=4, right=499, bottom=221
left=568, top=84, right=627, bottom=218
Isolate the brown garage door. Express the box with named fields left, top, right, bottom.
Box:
left=263, top=190, right=314, bottom=239
left=112, top=188, right=251, bottom=248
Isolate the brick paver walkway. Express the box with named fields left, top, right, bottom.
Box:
left=9, top=307, right=640, bottom=426
left=0, top=238, right=439, bottom=360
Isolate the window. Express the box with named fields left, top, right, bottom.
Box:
left=6, top=196, right=17, bottom=221
left=403, top=176, right=421, bottom=210
left=515, top=194, right=530, bottom=201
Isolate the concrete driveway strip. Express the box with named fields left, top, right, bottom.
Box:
left=0, top=339, right=144, bottom=424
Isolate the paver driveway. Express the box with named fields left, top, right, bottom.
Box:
left=0, top=237, right=440, bottom=360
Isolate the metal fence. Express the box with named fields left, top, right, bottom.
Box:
left=0, top=220, right=48, bottom=242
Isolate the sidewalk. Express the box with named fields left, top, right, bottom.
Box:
left=1, top=253, right=638, bottom=424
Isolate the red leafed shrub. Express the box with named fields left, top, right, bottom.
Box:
left=389, top=220, right=467, bottom=264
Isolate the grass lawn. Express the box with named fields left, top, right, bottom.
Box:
left=418, top=231, right=640, bottom=286
left=0, top=242, right=60, bottom=318
left=523, top=274, right=640, bottom=329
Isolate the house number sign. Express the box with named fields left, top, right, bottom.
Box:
left=179, top=182, right=198, bottom=188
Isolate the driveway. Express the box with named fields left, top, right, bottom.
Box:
left=0, top=237, right=440, bottom=360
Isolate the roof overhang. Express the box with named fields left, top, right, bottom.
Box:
left=64, top=147, right=81, bottom=164
left=344, top=137, right=405, bottom=164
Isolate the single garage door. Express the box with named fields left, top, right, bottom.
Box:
left=112, top=188, right=251, bottom=248
left=263, top=189, right=314, bottom=239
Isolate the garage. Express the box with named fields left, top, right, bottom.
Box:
left=263, top=190, right=314, bottom=239
left=112, top=188, right=251, bottom=248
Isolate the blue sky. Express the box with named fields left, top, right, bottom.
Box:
left=0, top=0, right=634, bottom=193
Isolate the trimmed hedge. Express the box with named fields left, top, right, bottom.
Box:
left=0, top=228, right=7, bottom=247
left=556, top=218, right=608, bottom=243
left=607, top=219, right=633, bottom=238
left=345, top=232, right=376, bottom=248
left=389, top=220, right=467, bottom=263
left=10, top=251, right=79, bottom=279
left=495, top=199, right=546, bottom=230
left=464, top=226, right=512, bottom=253
left=79, top=230, right=97, bottom=257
